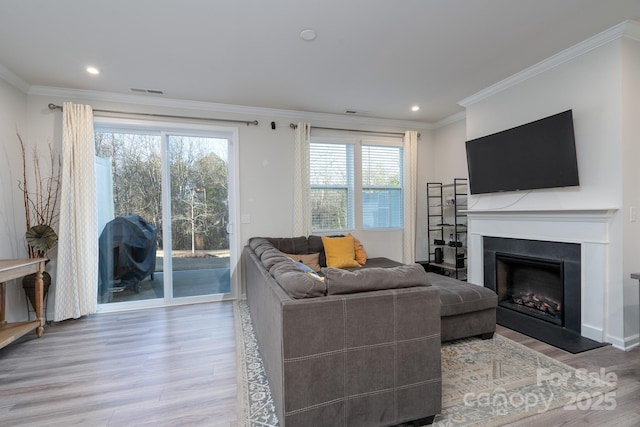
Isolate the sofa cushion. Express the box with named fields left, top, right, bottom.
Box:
left=260, top=248, right=291, bottom=269
left=322, top=235, right=360, bottom=268
left=322, top=264, right=431, bottom=295
left=285, top=252, right=321, bottom=272
left=355, top=257, right=403, bottom=269
left=268, top=236, right=309, bottom=255
left=426, top=273, right=498, bottom=317
left=270, top=259, right=327, bottom=298
left=308, top=235, right=325, bottom=266
left=249, top=237, right=274, bottom=258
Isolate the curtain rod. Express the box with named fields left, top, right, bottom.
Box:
left=289, top=123, right=418, bottom=138
left=48, top=103, right=259, bottom=126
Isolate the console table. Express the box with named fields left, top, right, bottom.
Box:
left=0, top=258, right=47, bottom=349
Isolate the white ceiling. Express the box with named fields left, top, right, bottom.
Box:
left=1, top=0, right=639, bottom=124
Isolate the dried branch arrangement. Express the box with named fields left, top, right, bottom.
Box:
left=17, top=132, right=61, bottom=258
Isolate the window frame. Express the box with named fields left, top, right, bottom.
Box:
left=309, top=139, right=356, bottom=232
left=309, top=134, right=404, bottom=233
left=361, top=142, right=404, bottom=230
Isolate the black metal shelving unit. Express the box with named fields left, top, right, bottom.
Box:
left=426, top=178, right=467, bottom=280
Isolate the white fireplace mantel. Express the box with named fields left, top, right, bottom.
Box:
left=465, top=207, right=619, bottom=344
left=463, top=208, right=618, bottom=222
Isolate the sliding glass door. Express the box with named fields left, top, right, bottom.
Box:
left=167, top=135, right=230, bottom=298
left=95, top=119, right=238, bottom=309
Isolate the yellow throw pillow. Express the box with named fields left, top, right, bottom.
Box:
left=348, top=233, right=368, bottom=265
left=321, top=235, right=360, bottom=268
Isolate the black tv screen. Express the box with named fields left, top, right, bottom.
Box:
left=465, top=110, right=579, bottom=195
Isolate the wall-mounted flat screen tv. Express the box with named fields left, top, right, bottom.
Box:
left=465, top=110, right=579, bottom=195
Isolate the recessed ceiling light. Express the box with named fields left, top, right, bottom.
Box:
left=86, top=66, right=100, bottom=75
left=411, top=105, right=420, bottom=112
left=300, top=29, right=317, bottom=41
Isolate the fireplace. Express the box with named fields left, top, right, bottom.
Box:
left=483, top=237, right=588, bottom=350
left=495, top=253, right=564, bottom=326
left=467, top=209, right=620, bottom=350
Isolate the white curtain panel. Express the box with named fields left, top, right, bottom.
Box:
left=403, top=131, right=418, bottom=264
left=293, top=122, right=312, bottom=236
left=54, top=102, right=98, bottom=321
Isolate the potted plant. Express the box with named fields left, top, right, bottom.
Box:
left=17, top=132, right=61, bottom=314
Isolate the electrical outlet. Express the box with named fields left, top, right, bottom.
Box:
left=630, top=207, right=637, bottom=223
left=241, top=214, right=251, bottom=224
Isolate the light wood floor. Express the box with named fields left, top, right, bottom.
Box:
left=0, top=302, right=238, bottom=427
left=0, top=303, right=638, bottom=427
left=498, top=325, right=640, bottom=427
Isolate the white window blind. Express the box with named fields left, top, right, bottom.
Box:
left=310, top=142, right=354, bottom=231
left=362, top=145, right=403, bottom=229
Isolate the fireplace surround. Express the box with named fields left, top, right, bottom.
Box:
left=484, top=237, right=582, bottom=344
left=465, top=208, right=620, bottom=351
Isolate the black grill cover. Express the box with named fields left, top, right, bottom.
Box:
left=98, top=215, right=157, bottom=294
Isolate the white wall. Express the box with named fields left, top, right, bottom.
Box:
left=462, top=28, right=640, bottom=349
left=0, top=77, right=31, bottom=321
left=430, top=119, right=468, bottom=184
left=0, top=89, right=432, bottom=319
left=465, top=40, right=623, bottom=212
left=621, top=37, right=640, bottom=344
left=415, top=118, right=466, bottom=262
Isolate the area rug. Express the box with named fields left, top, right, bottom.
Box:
left=234, top=301, right=615, bottom=427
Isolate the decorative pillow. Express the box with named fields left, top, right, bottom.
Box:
left=293, top=261, right=314, bottom=273
left=348, top=233, right=368, bottom=265
left=321, top=235, right=360, bottom=268
left=322, top=264, right=431, bottom=295
left=309, top=234, right=343, bottom=267
left=285, top=252, right=321, bottom=272
left=292, top=261, right=326, bottom=283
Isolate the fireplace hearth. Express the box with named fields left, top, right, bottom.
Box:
left=483, top=237, right=605, bottom=353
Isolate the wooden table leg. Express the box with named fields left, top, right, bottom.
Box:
left=0, top=282, right=6, bottom=325
left=35, top=264, right=44, bottom=337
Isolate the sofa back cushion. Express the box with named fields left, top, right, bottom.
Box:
left=322, top=264, right=431, bottom=295
left=249, top=237, right=274, bottom=258
left=267, top=236, right=309, bottom=255
left=260, top=248, right=291, bottom=269
left=308, top=235, right=325, bottom=266
left=270, top=259, right=327, bottom=298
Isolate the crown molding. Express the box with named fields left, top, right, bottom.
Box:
left=433, top=111, right=466, bottom=129
left=29, top=85, right=435, bottom=131
left=459, top=20, right=640, bottom=108
left=0, top=64, right=30, bottom=93
left=622, top=18, right=640, bottom=42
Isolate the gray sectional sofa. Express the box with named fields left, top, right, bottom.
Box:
left=243, top=235, right=497, bottom=427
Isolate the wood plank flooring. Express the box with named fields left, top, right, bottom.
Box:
left=0, top=302, right=238, bottom=427
left=0, top=303, right=638, bottom=427
left=499, top=325, right=640, bottom=427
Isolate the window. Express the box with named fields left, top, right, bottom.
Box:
left=310, top=142, right=354, bottom=231
left=310, top=138, right=403, bottom=232
left=362, top=145, right=403, bottom=229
